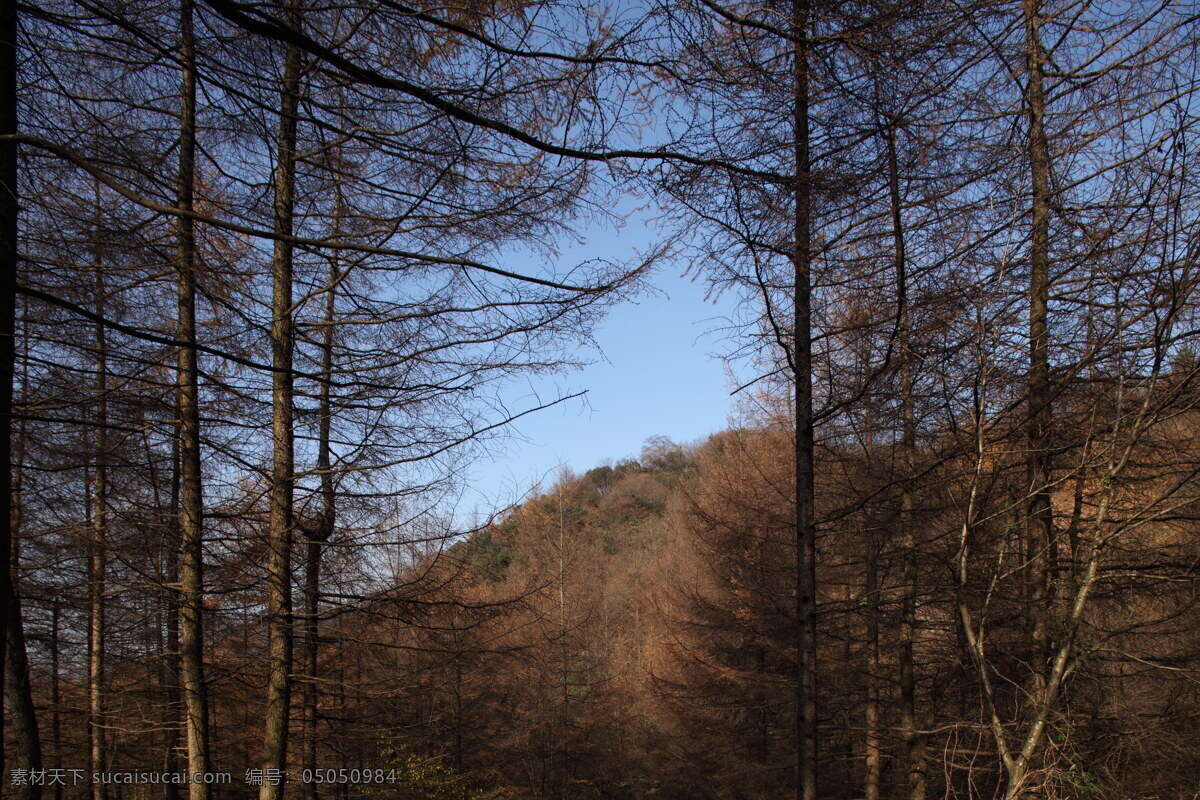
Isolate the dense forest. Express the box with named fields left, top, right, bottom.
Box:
left=3, top=0, right=1200, bottom=799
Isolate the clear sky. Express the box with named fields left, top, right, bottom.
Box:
left=459, top=213, right=742, bottom=516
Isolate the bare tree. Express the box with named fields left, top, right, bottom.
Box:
left=0, top=0, right=17, bottom=782
left=175, top=0, right=212, bottom=793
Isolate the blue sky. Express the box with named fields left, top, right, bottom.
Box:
left=460, top=215, right=742, bottom=515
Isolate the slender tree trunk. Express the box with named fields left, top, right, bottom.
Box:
left=889, top=125, right=926, bottom=800
left=1023, top=0, right=1053, bottom=669
left=89, top=241, right=108, bottom=800
left=261, top=5, right=302, bottom=796
left=1016, top=0, right=1053, bottom=794
left=6, top=589, right=40, bottom=799
left=863, top=531, right=880, bottom=800
left=452, top=654, right=464, bottom=771
left=300, top=533, right=320, bottom=800
left=558, top=499, right=569, bottom=800
left=302, top=173, right=339, bottom=800
left=0, top=0, right=18, bottom=780
left=7, top=395, right=42, bottom=800
left=857, top=347, right=881, bottom=800
left=164, top=435, right=182, bottom=800
left=175, top=3, right=213, bottom=795
left=51, top=601, right=63, bottom=800
left=791, top=2, right=817, bottom=799
left=337, top=666, right=348, bottom=800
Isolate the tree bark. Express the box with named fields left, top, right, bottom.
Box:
left=1023, top=0, right=1053, bottom=677
left=863, top=511, right=881, bottom=800
left=164, top=433, right=182, bottom=800
left=175, top=2, right=213, bottom=796
left=7, top=588, right=42, bottom=800
left=300, top=531, right=321, bottom=800
left=7, top=563, right=42, bottom=800
left=0, top=0, right=18, bottom=781
left=301, top=239, right=337, bottom=800
left=1018, top=0, right=1053, bottom=793
left=558, top=498, right=569, bottom=800
left=7, top=393, right=42, bottom=800
left=261, top=4, right=302, bottom=796
left=89, top=236, right=108, bottom=800
left=791, top=2, right=817, bottom=799
left=889, top=125, right=926, bottom=800
left=51, top=601, right=63, bottom=800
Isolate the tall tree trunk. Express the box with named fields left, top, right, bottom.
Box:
left=89, top=238, right=108, bottom=800
left=164, top=435, right=182, bottom=800
left=4, top=609, right=39, bottom=796
left=337, top=664, right=348, bottom=800
left=452, top=650, right=464, bottom=771
left=864, top=400, right=883, bottom=800
left=1016, top=0, right=1053, bottom=794
left=51, top=601, right=63, bottom=800
left=889, top=125, right=926, bottom=800
left=857, top=341, right=881, bottom=800
left=301, top=242, right=337, bottom=800
left=863, top=531, right=880, bottom=800
left=6, top=587, right=40, bottom=798
left=0, top=0, right=18, bottom=780
left=300, top=533, right=319, bottom=800
left=1023, top=0, right=1053, bottom=673
left=791, top=2, right=817, bottom=800
left=261, top=4, right=302, bottom=796
left=7, top=388, right=42, bottom=800
left=558, top=498, right=569, bottom=800
left=175, top=2, right=213, bottom=796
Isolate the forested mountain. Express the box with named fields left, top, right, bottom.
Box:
left=5, top=1, right=1200, bottom=799
left=358, top=416, right=1200, bottom=800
